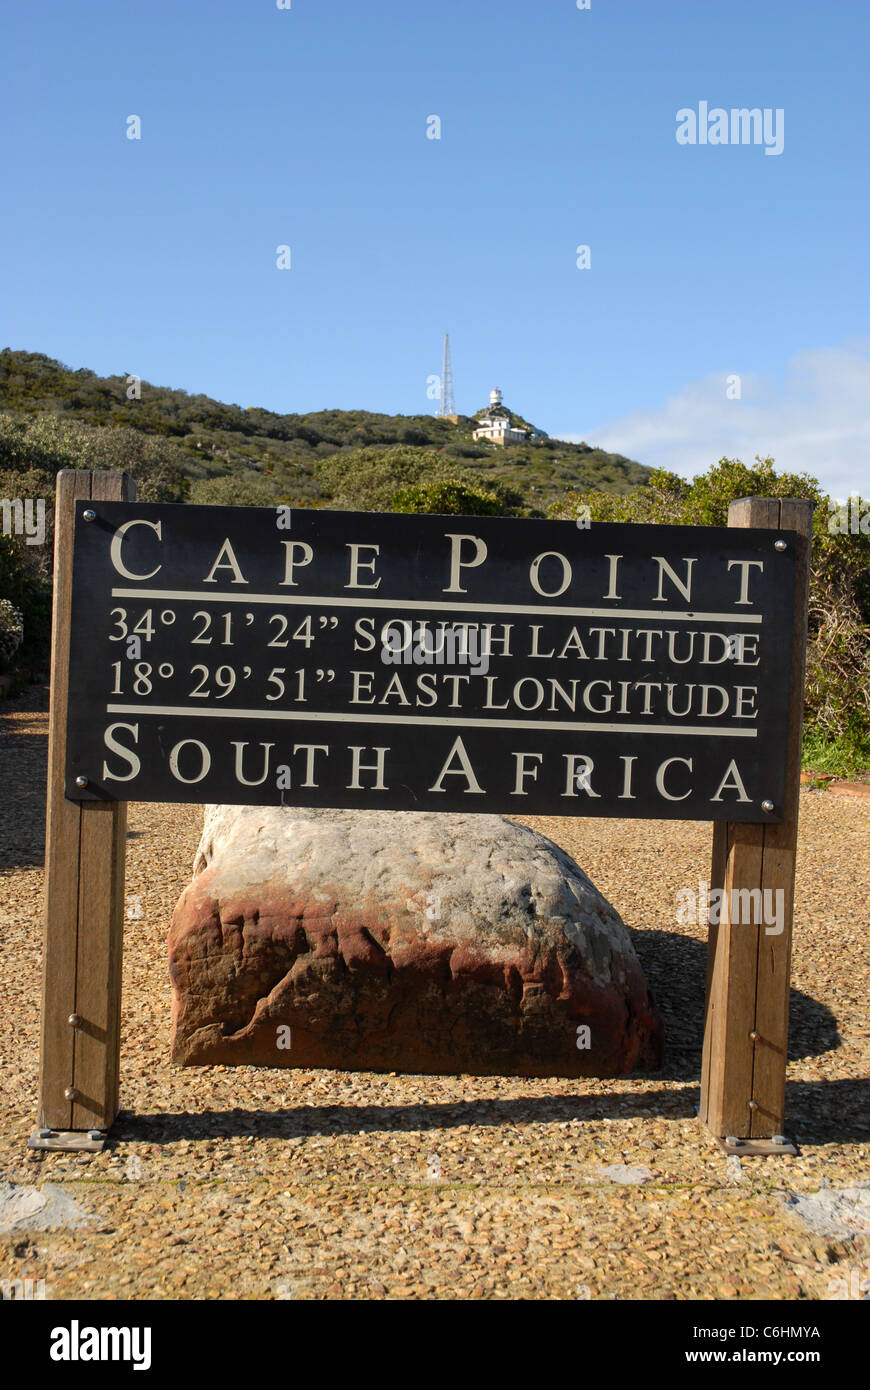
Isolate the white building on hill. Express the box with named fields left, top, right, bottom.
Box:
left=471, top=388, right=545, bottom=445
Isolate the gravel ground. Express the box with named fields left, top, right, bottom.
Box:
left=1, top=684, right=867, bottom=1301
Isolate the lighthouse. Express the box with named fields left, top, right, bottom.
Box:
left=472, top=387, right=544, bottom=445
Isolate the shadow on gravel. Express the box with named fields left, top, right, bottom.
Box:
left=784, top=1078, right=870, bottom=1144
left=630, top=929, right=840, bottom=1081
left=0, top=742, right=47, bottom=868
left=115, top=1086, right=701, bottom=1145
left=115, top=1077, right=868, bottom=1147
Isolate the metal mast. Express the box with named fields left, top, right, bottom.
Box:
left=438, top=332, right=456, bottom=418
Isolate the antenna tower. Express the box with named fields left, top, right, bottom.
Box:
left=438, top=333, right=456, bottom=418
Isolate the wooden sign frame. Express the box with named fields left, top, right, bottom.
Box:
left=30, top=471, right=812, bottom=1153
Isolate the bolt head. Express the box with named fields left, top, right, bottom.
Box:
left=771, top=1134, right=788, bottom=1145
left=82, top=508, right=96, bottom=522
left=725, top=1136, right=741, bottom=1146
left=748, top=1099, right=759, bottom=1109
left=38, top=1128, right=52, bottom=1139
left=87, top=1130, right=103, bottom=1142
left=68, top=1013, right=82, bottom=1027
left=749, top=1030, right=759, bottom=1040
left=75, top=775, right=88, bottom=788
left=774, top=538, right=787, bottom=551
left=761, top=799, right=775, bottom=813
left=64, top=1086, right=78, bottom=1101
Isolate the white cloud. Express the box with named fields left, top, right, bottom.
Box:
left=556, top=346, right=870, bottom=501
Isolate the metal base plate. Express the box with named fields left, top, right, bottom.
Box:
left=714, top=1135, right=798, bottom=1157
left=28, top=1128, right=106, bottom=1153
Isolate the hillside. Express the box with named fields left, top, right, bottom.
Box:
left=0, top=349, right=651, bottom=513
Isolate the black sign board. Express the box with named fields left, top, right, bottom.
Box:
left=64, top=502, right=801, bottom=820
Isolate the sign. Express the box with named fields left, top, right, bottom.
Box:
left=35, top=474, right=813, bottom=1146
left=65, top=502, right=800, bottom=820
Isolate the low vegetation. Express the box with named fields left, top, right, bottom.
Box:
left=0, top=349, right=648, bottom=513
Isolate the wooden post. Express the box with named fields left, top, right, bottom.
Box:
left=700, top=496, right=813, bottom=1145
left=33, top=470, right=135, bottom=1147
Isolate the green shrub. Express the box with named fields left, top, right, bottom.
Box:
left=0, top=597, right=24, bottom=670
left=316, top=446, right=523, bottom=515
left=800, top=728, right=870, bottom=779
left=392, top=478, right=507, bottom=516
left=189, top=473, right=283, bottom=507
left=0, top=471, right=53, bottom=669
left=0, top=410, right=189, bottom=502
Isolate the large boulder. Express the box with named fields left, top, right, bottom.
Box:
left=168, top=806, right=663, bottom=1077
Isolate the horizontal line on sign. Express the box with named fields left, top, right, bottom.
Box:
left=104, top=703, right=758, bottom=737
left=109, top=588, right=763, bottom=624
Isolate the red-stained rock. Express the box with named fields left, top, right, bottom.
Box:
left=168, top=806, right=663, bottom=1077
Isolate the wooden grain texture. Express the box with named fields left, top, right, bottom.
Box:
left=700, top=495, right=812, bottom=1139
left=40, top=472, right=90, bottom=1129
left=749, top=495, right=812, bottom=1136
left=39, top=470, right=133, bottom=1132
left=701, top=820, right=729, bottom=1103
left=701, top=826, right=764, bottom=1135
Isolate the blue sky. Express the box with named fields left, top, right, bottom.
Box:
left=1, top=0, right=867, bottom=495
